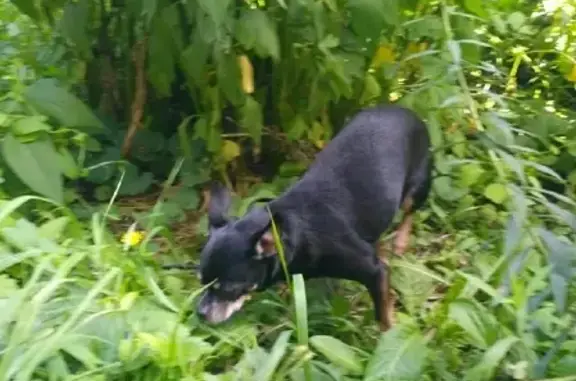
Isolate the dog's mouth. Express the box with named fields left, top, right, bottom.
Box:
left=197, top=288, right=255, bottom=324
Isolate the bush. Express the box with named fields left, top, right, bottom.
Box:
left=1, top=0, right=575, bottom=379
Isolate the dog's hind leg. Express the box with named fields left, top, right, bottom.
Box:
left=394, top=197, right=414, bottom=256
left=374, top=244, right=395, bottom=331
left=394, top=159, right=433, bottom=256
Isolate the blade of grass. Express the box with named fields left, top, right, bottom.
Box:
left=0, top=195, right=59, bottom=224
left=146, top=157, right=184, bottom=231
left=293, top=274, right=312, bottom=381
left=0, top=257, right=50, bottom=379
left=254, top=330, right=292, bottom=381
left=267, top=207, right=291, bottom=289
left=17, top=267, right=121, bottom=381
left=2, top=252, right=85, bottom=379
left=392, top=261, right=450, bottom=285
left=141, top=267, right=179, bottom=313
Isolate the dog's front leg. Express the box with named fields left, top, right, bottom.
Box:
left=367, top=261, right=393, bottom=332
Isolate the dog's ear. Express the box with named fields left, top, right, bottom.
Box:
left=237, top=207, right=279, bottom=259
left=254, top=230, right=277, bottom=259
left=207, top=182, right=232, bottom=228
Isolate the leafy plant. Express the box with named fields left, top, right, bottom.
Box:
left=1, top=0, right=576, bottom=380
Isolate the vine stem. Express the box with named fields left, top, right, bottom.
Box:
left=440, top=0, right=507, bottom=181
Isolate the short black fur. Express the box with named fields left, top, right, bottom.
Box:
left=196, top=105, right=433, bottom=328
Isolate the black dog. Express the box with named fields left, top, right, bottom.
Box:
left=196, top=105, right=433, bottom=331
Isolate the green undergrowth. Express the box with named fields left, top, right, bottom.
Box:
left=1, top=0, right=576, bottom=379
left=0, top=172, right=575, bottom=381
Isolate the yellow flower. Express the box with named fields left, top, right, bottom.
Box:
left=122, top=230, right=144, bottom=247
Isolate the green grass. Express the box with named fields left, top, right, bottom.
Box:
left=0, top=177, right=575, bottom=381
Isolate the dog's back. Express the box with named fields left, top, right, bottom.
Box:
left=272, top=105, right=432, bottom=244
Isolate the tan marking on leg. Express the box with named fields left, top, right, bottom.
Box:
left=394, top=197, right=414, bottom=256
left=376, top=240, right=388, bottom=263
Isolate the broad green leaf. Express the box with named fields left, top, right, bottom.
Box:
left=196, top=0, right=231, bottom=27
left=464, top=337, right=519, bottom=381
left=360, top=73, right=382, bottom=105
left=148, top=17, right=176, bottom=97
left=11, top=116, right=51, bottom=135
left=318, top=34, right=340, bottom=53
left=236, top=9, right=280, bottom=61
left=141, top=0, right=158, bottom=26
left=59, top=0, right=91, bottom=57
left=10, top=0, right=42, bottom=20
left=463, top=0, right=488, bottom=18
left=484, top=183, right=508, bottom=204
left=433, top=176, right=465, bottom=201
left=57, top=147, right=80, bottom=179
left=1, top=218, right=60, bottom=252
left=310, top=335, right=363, bottom=375
left=236, top=11, right=257, bottom=50
left=24, top=79, right=104, bottom=131
left=507, top=12, right=526, bottom=31
left=324, top=56, right=353, bottom=98
left=192, top=117, right=209, bottom=142
left=161, top=4, right=184, bottom=53
left=216, top=51, right=245, bottom=106
left=38, top=216, right=70, bottom=241
left=448, top=299, right=489, bottom=348
left=554, top=355, right=576, bottom=377
left=239, top=96, right=264, bottom=145
left=2, top=134, right=63, bottom=203
left=568, top=170, right=576, bottom=185
left=363, top=324, right=428, bottom=381
left=287, top=115, right=308, bottom=141
left=459, top=163, right=485, bottom=187
left=392, top=260, right=442, bottom=315
left=118, top=165, right=154, bottom=196
left=348, top=0, right=388, bottom=41
left=406, top=16, right=444, bottom=40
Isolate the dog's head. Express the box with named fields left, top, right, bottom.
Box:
left=196, top=182, right=281, bottom=324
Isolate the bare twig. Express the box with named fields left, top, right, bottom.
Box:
left=121, top=38, right=148, bottom=158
